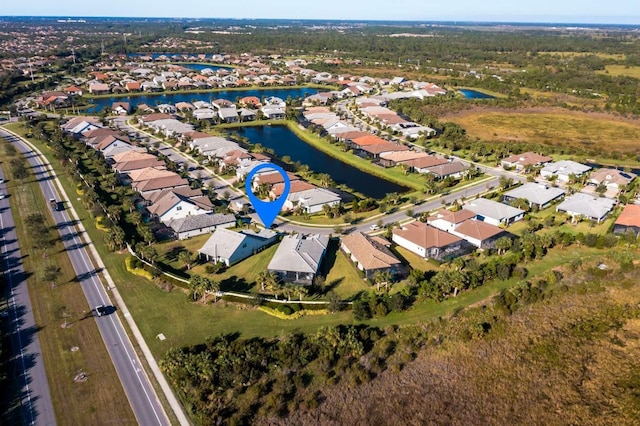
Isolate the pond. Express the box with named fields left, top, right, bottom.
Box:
left=459, top=89, right=495, bottom=99
left=233, top=125, right=410, bottom=199
left=86, top=87, right=321, bottom=113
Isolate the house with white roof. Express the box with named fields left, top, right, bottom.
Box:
left=198, top=228, right=278, bottom=266
left=267, top=234, right=329, bottom=285
left=463, top=198, right=525, bottom=227
left=284, top=188, right=341, bottom=214
left=540, top=160, right=592, bottom=182
left=556, top=193, right=616, bottom=223
left=503, top=183, right=566, bottom=209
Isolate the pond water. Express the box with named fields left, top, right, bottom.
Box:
left=233, top=125, right=410, bottom=199
left=86, top=87, right=320, bottom=113
left=459, top=89, right=495, bottom=99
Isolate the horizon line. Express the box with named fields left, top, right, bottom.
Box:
left=1, top=15, right=640, bottom=26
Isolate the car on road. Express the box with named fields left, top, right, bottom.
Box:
left=95, top=305, right=108, bottom=316
left=0, top=192, right=5, bottom=199
left=0, top=178, right=4, bottom=184
left=369, top=224, right=380, bottom=231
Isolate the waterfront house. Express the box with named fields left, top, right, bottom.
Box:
left=284, top=188, right=342, bottom=214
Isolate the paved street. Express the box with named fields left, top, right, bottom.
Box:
left=1, top=129, right=170, bottom=426
left=0, top=153, right=56, bottom=425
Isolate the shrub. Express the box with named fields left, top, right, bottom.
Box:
left=125, top=256, right=154, bottom=281
left=257, top=306, right=329, bottom=320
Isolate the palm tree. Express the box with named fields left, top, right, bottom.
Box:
left=107, top=205, right=122, bottom=222
left=178, top=250, right=196, bottom=270
left=372, top=270, right=392, bottom=292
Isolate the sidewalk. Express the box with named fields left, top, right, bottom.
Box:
left=4, top=127, right=190, bottom=426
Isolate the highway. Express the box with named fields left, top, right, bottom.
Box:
left=0, top=129, right=170, bottom=426
left=0, top=157, right=56, bottom=425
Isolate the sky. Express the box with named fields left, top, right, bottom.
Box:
left=2, top=0, right=640, bottom=25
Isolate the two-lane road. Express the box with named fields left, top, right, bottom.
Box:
left=1, top=129, right=170, bottom=426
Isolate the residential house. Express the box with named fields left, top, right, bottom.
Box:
left=424, top=161, right=468, bottom=180
left=540, top=160, right=592, bottom=183
left=198, top=228, right=278, bottom=266
left=588, top=168, right=637, bottom=191
left=556, top=193, right=616, bottom=223
left=165, top=213, right=236, bottom=240
left=613, top=204, right=640, bottom=236
left=503, top=183, right=566, bottom=209
left=193, top=108, right=216, bottom=120
left=218, top=107, right=239, bottom=123
left=238, top=108, right=257, bottom=121
left=111, top=102, right=130, bottom=115
left=462, top=198, right=525, bottom=227
left=112, top=151, right=165, bottom=176
left=392, top=222, right=470, bottom=261
left=341, top=232, right=405, bottom=280
left=270, top=180, right=317, bottom=199
left=401, top=155, right=449, bottom=173
left=61, top=116, right=102, bottom=137
left=147, top=191, right=213, bottom=223
left=88, top=82, right=110, bottom=94
left=427, top=208, right=509, bottom=248
left=501, top=152, right=553, bottom=172
left=268, top=234, right=329, bottom=285
left=285, top=188, right=342, bottom=214
left=379, top=151, right=430, bottom=167
left=129, top=168, right=189, bottom=194
left=261, top=105, right=286, bottom=119
left=452, top=219, right=508, bottom=249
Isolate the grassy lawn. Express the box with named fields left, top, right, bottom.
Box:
left=5, top=122, right=620, bottom=374
left=0, top=134, right=136, bottom=425
left=283, top=121, right=426, bottom=191
left=392, top=246, right=442, bottom=272
left=323, top=249, right=371, bottom=299
left=445, top=108, right=640, bottom=157
left=597, top=65, right=640, bottom=79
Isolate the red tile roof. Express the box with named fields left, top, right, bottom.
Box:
left=393, top=222, right=462, bottom=249
left=615, top=204, right=640, bottom=227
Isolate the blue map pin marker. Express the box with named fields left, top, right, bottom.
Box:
left=245, top=163, right=290, bottom=228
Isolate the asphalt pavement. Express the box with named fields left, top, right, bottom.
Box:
left=1, top=129, right=170, bottom=426
left=0, top=156, right=56, bottom=425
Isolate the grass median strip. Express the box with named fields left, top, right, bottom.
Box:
left=0, top=135, right=136, bottom=425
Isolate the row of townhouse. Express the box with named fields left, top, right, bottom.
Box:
left=62, top=116, right=237, bottom=240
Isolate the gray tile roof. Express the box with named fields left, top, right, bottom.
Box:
left=463, top=198, right=525, bottom=222
left=540, top=160, right=591, bottom=177
left=268, top=234, right=329, bottom=274
left=198, top=228, right=276, bottom=259
left=166, top=213, right=236, bottom=233
left=556, top=193, right=616, bottom=221
left=504, top=183, right=565, bottom=206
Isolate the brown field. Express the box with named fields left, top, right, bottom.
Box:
left=443, top=107, right=640, bottom=155
left=539, top=51, right=627, bottom=60
left=598, top=65, right=640, bottom=79
left=280, top=275, right=640, bottom=426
